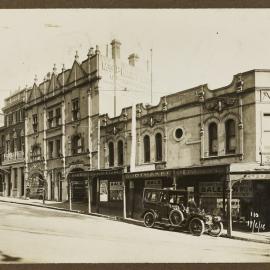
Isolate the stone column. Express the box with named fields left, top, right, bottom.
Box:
left=17, top=167, right=22, bottom=197
left=4, top=174, right=9, bottom=197
left=10, top=168, right=14, bottom=197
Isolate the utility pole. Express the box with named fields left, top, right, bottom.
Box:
left=150, top=48, right=153, bottom=104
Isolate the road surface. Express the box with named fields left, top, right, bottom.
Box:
left=0, top=202, right=269, bottom=263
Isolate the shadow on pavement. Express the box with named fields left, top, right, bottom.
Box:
left=0, top=251, right=22, bottom=262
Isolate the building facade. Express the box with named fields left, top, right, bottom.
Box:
left=84, top=69, right=270, bottom=231
left=1, top=90, right=26, bottom=198
left=13, top=39, right=149, bottom=202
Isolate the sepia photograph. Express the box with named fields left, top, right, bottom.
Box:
left=0, top=7, right=270, bottom=265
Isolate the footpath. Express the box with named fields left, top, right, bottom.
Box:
left=0, top=196, right=270, bottom=244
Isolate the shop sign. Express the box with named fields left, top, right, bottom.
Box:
left=175, top=166, right=228, bottom=176
left=247, top=211, right=266, bottom=232
left=100, top=180, right=108, bottom=202
left=125, top=170, right=172, bottom=179
left=69, top=171, right=89, bottom=179
left=110, top=181, right=123, bottom=191
left=260, top=90, right=270, bottom=102
left=199, top=182, right=223, bottom=197
left=230, top=173, right=270, bottom=181
left=145, top=179, right=162, bottom=188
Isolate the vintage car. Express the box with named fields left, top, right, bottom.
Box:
left=141, top=188, right=223, bottom=237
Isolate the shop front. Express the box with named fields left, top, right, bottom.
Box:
left=125, top=169, right=174, bottom=220
left=89, top=168, right=125, bottom=218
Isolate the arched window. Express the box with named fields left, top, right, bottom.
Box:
left=144, top=135, right=150, bottom=163
left=209, top=122, right=218, bottom=156
left=117, top=140, right=124, bottom=166
left=225, top=119, right=236, bottom=154
left=72, top=135, right=82, bottom=154
left=108, top=142, right=114, bottom=167
left=155, top=133, right=163, bottom=161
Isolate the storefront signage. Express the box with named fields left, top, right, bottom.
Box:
left=175, top=166, right=228, bottom=176
left=230, top=173, right=270, bottom=181
left=125, top=170, right=172, bottom=179
left=110, top=181, right=123, bottom=191
left=199, top=181, right=253, bottom=198
left=199, top=182, right=223, bottom=197
left=69, top=171, right=89, bottom=180
left=260, top=90, right=270, bottom=102
left=100, top=180, right=108, bottom=202
left=109, top=181, right=123, bottom=201
left=145, top=179, right=162, bottom=188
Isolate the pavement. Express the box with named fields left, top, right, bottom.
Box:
left=0, top=196, right=270, bottom=245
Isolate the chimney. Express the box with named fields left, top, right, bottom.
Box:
left=111, top=39, right=121, bottom=59
left=128, top=53, right=139, bottom=66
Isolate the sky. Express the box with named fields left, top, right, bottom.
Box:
left=1, top=9, right=270, bottom=109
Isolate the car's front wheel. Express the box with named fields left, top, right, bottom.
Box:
left=169, top=209, right=184, bottom=226
left=143, top=212, right=155, bottom=228
left=189, top=217, right=205, bottom=236
left=208, top=221, right=223, bottom=237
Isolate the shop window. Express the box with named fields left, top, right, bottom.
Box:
left=208, top=122, right=218, bottom=156
left=48, top=110, right=54, bottom=129
left=109, top=181, right=123, bottom=201
left=225, top=119, right=236, bottom=154
left=108, top=142, right=114, bottom=167
left=72, top=98, right=80, bottom=121
left=55, top=108, right=61, bottom=126
left=56, top=139, right=61, bottom=157
left=48, top=141, right=54, bottom=159
left=72, top=135, right=83, bottom=155
left=155, top=133, right=163, bottom=161
left=117, top=140, right=124, bottom=166
left=32, top=114, right=38, bottom=133
left=143, top=135, right=150, bottom=163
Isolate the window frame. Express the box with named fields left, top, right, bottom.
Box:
left=143, top=135, right=151, bottom=163
left=208, top=122, right=218, bottom=156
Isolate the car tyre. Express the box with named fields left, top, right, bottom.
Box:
left=143, top=211, right=155, bottom=228
left=169, top=209, right=184, bottom=226
left=189, top=217, right=205, bottom=236
left=208, top=221, right=223, bottom=237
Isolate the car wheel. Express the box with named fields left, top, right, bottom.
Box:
left=208, top=222, right=223, bottom=237
left=143, top=212, right=155, bottom=228
left=169, top=209, right=184, bottom=226
left=189, top=217, right=205, bottom=236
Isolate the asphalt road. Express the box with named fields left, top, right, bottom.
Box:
left=0, top=202, right=269, bottom=263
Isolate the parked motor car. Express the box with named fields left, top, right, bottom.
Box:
left=141, top=188, right=223, bottom=237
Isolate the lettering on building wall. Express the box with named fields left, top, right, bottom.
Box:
left=145, top=179, right=162, bottom=188
left=260, top=90, right=270, bottom=102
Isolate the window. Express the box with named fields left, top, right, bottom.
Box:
left=56, top=139, right=61, bottom=157
left=10, top=136, right=14, bottom=153
left=17, top=135, right=22, bottom=151
left=6, top=141, right=9, bottom=153
left=55, top=108, right=61, bottom=126
left=72, top=98, right=80, bottom=121
left=32, top=114, right=38, bottom=133
left=48, top=110, right=54, bottom=128
left=32, top=145, right=41, bottom=161
left=8, top=114, right=13, bottom=126
left=144, top=135, right=150, bottom=162
left=72, top=135, right=83, bottom=155
left=117, top=140, right=124, bottom=166
left=48, top=141, right=54, bottom=159
left=225, top=119, right=236, bottom=154
left=209, top=122, right=218, bottom=156
left=108, top=142, right=114, bottom=167
left=155, top=133, right=163, bottom=161
left=1, top=135, right=5, bottom=148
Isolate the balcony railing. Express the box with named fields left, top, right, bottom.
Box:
left=3, top=151, right=25, bottom=162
